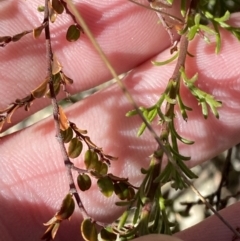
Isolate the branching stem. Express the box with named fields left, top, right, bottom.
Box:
left=64, top=1, right=240, bottom=237
left=44, top=0, right=88, bottom=220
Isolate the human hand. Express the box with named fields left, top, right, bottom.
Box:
left=1, top=1, right=240, bottom=240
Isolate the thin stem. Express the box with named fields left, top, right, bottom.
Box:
left=43, top=0, right=88, bottom=220
left=128, top=0, right=183, bottom=24
left=215, top=148, right=232, bottom=210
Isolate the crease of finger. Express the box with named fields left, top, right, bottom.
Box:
left=0, top=0, right=173, bottom=131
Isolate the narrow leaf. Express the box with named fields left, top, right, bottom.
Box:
left=152, top=52, right=178, bottom=66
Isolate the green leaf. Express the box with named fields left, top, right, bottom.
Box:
left=169, top=144, right=191, bottom=161
left=137, top=108, right=157, bottom=136
left=81, top=219, right=98, bottom=241
left=125, top=109, right=137, bottom=117
left=214, top=11, right=230, bottom=22
left=154, top=163, right=172, bottom=183
left=187, top=25, right=198, bottom=41
left=125, top=107, right=145, bottom=117
left=97, top=176, right=114, bottom=197
left=100, top=228, right=117, bottom=241
left=84, top=150, right=98, bottom=170
left=114, top=183, right=130, bottom=200
left=66, top=25, right=80, bottom=42
left=77, top=174, right=92, bottom=191
left=52, top=0, right=64, bottom=14
left=68, top=137, right=83, bottom=158
left=200, top=101, right=207, bottom=119
left=177, top=159, right=198, bottom=179
left=180, top=0, right=187, bottom=16
left=181, top=67, right=222, bottom=118
left=152, top=52, right=178, bottom=66
left=100, top=163, right=108, bottom=175
left=169, top=120, right=194, bottom=144
left=211, top=21, right=221, bottom=54
left=176, top=94, right=192, bottom=121
left=60, top=127, right=73, bottom=143
left=194, top=13, right=201, bottom=25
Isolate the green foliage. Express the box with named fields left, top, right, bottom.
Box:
left=66, top=24, right=81, bottom=42
left=77, top=174, right=92, bottom=191
left=60, top=127, right=74, bottom=143
left=84, top=150, right=98, bottom=168
left=68, top=137, right=83, bottom=158
left=97, top=176, right=114, bottom=197
left=81, top=219, right=98, bottom=241
left=100, top=228, right=117, bottom=241
left=2, top=0, right=240, bottom=240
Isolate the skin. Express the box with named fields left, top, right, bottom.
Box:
left=0, top=1, right=240, bottom=241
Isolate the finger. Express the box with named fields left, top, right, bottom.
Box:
left=132, top=234, right=183, bottom=241
left=175, top=202, right=240, bottom=241
left=1, top=16, right=240, bottom=240
left=0, top=0, right=181, bottom=129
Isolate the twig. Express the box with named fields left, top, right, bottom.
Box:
left=43, top=0, right=88, bottom=220
left=128, top=0, right=183, bottom=24
left=60, top=0, right=84, bottom=33
left=215, top=148, right=232, bottom=210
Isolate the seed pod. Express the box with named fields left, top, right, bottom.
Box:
left=77, top=174, right=91, bottom=191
